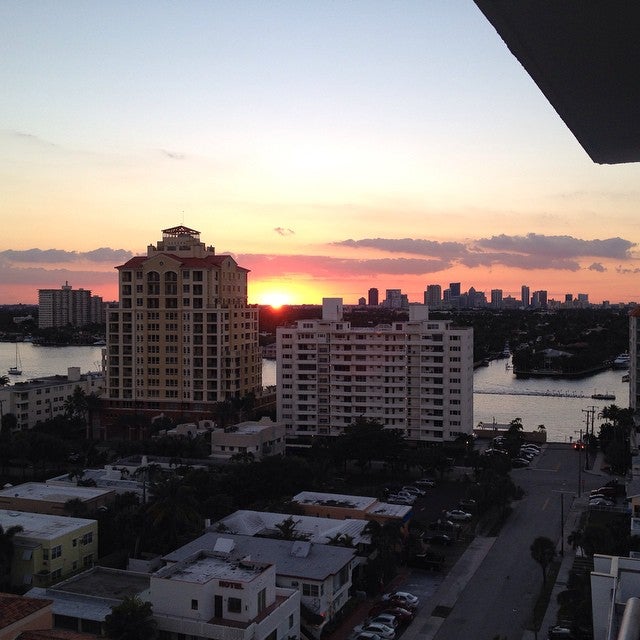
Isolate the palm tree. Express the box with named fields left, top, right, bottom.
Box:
left=530, top=536, right=556, bottom=584
left=274, top=516, right=304, bottom=540
left=105, top=595, right=157, bottom=640
left=567, top=529, right=584, bottom=557
left=145, top=476, right=202, bottom=553
left=0, top=375, right=10, bottom=387
left=0, top=523, right=24, bottom=588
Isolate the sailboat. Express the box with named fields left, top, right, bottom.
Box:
left=8, top=344, right=22, bottom=375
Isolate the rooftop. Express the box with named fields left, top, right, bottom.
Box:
left=154, top=550, right=269, bottom=584
left=0, top=483, right=113, bottom=504
left=292, top=491, right=377, bottom=512
left=164, top=532, right=355, bottom=581
left=0, top=593, right=52, bottom=630
left=0, top=510, right=95, bottom=541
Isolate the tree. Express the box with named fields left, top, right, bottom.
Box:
left=145, top=476, right=202, bottom=554
left=530, top=536, right=555, bottom=584
left=0, top=523, right=24, bottom=588
left=0, top=375, right=9, bottom=387
left=274, top=516, right=305, bottom=540
left=105, top=595, right=157, bottom=640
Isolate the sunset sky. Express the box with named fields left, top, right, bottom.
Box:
left=2, top=1, right=639, bottom=307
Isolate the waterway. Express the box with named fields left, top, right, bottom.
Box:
left=1, top=343, right=628, bottom=443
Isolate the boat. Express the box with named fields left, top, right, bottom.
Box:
left=591, top=390, right=615, bottom=400
left=612, top=352, right=630, bottom=369
left=8, top=344, right=22, bottom=375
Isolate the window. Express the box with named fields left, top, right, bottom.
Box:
left=302, top=583, right=320, bottom=597
left=51, top=545, right=62, bottom=559
left=228, top=597, right=242, bottom=613
left=191, top=599, right=199, bottom=610
left=257, top=588, right=266, bottom=613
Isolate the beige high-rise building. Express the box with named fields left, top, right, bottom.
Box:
left=38, top=282, right=103, bottom=328
left=105, top=226, right=261, bottom=424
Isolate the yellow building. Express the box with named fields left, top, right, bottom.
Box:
left=0, top=510, right=98, bottom=588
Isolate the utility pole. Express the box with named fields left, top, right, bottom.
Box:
left=582, top=406, right=597, bottom=470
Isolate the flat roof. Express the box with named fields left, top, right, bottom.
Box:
left=215, top=510, right=370, bottom=546
left=155, top=550, right=268, bottom=584
left=292, top=491, right=377, bottom=511
left=165, top=533, right=355, bottom=581
left=26, top=567, right=151, bottom=621
left=0, top=510, right=95, bottom=541
left=0, top=483, right=113, bottom=503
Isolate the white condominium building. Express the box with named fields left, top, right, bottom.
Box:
left=105, top=226, right=261, bottom=423
left=276, top=298, right=473, bottom=444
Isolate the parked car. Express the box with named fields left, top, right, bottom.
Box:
left=368, top=604, right=414, bottom=623
left=415, top=478, right=436, bottom=488
left=368, top=614, right=399, bottom=629
left=382, top=591, right=419, bottom=607
left=459, top=498, right=477, bottom=511
left=592, top=486, right=617, bottom=498
left=387, top=495, right=414, bottom=505
left=354, top=623, right=395, bottom=640
left=424, top=533, right=453, bottom=546
left=427, top=519, right=460, bottom=533
left=589, top=498, right=615, bottom=507
left=445, top=509, right=472, bottom=522
left=511, top=458, right=529, bottom=468
left=402, top=486, right=426, bottom=496
left=547, top=625, right=574, bottom=639
left=408, top=549, right=445, bottom=570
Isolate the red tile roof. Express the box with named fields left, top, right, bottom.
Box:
left=116, top=253, right=248, bottom=272
left=0, top=593, right=52, bottom=629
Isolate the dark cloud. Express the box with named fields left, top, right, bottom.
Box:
left=336, top=237, right=467, bottom=258
left=459, top=252, right=581, bottom=271
left=475, top=233, right=634, bottom=259
left=274, top=227, right=295, bottom=236
left=238, top=253, right=451, bottom=277
left=0, top=248, right=133, bottom=264
left=588, top=262, right=606, bottom=272
left=616, top=266, right=640, bottom=274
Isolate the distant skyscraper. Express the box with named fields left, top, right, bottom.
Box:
left=491, top=289, right=503, bottom=308
left=358, top=297, right=366, bottom=306
left=38, top=282, right=103, bottom=328
left=565, top=293, right=573, bottom=303
left=382, top=289, right=408, bottom=309
left=368, top=288, right=379, bottom=306
left=531, top=290, right=548, bottom=309
left=425, top=284, right=442, bottom=308
left=449, top=282, right=461, bottom=299
left=521, top=285, right=530, bottom=308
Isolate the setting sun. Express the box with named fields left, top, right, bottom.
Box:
left=256, top=291, right=292, bottom=309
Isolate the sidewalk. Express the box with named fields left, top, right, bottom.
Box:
left=401, top=536, right=496, bottom=640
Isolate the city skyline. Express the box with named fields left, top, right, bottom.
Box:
left=2, top=2, right=640, bottom=306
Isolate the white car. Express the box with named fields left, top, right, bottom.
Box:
left=589, top=498, right=614, bottom=507
left=445, top=509, right=472, bottom=522
left=382, top=591, right=419, bottom=607
left=415, top=478, right=436, bottom=488
left=401, top=486, right=425, bottom=496
left=369, top=614, right=399, bottom=629
left=354, top=623, right=395, bottom=640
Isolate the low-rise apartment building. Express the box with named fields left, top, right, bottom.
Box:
left=0, top=368, right=103, bottom=432
left=0, top=484, right=114, bottom=516
left=0, top=510, right=98, bottom=588
left=152, top=548, right=299, bottom=640
left=210, top=418, right=286, bottom=461
left=276, top=298, right=473, bottom=446
left=164, top=533, right=355, bottom=634
left=292, top=491, right=412, bottom=531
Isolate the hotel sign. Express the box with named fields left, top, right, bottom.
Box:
left=220, top=580, right=243, bottom=590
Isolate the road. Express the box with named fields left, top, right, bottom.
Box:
left=431, top=443, right=605, bottom=640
